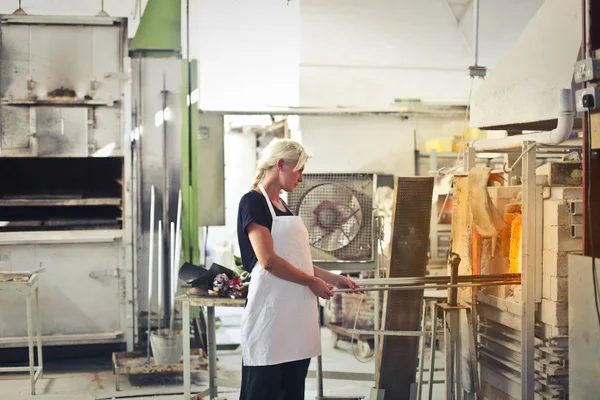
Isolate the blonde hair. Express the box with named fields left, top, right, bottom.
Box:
left=251, top=139, right=310, bottom=189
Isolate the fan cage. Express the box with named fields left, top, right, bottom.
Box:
left=287, top=173, right=376, bottom=263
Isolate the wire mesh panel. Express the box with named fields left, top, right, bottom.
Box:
left=287, top=173, right=375, bottom=262
left=376, top=177, right=434, bottom=400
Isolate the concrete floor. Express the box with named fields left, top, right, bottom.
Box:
left=0, top=328, right=447, bottom=400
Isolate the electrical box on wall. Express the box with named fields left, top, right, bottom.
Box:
left=197, top=113, right=225, bottom=226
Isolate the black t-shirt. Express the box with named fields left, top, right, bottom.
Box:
left=237, top=190, right=294, bottom=273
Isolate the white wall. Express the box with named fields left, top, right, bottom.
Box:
left=191, top=0, right=299, bottom=111
left=300, top=115, right=464, bottom=176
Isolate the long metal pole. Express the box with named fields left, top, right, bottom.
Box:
left=169, top=191, right=183, bottom=337
left=354, top=273, right=521, bottom=286
left=157, top=221, right=163, bottom=332
left=374, top=230, right=381, bottom=383
left=161, top=76, right=170, bottom=330
left=333, top=281, right=521, bottom=293
left=428, top=300, right=438, bottom=400
left=207, top=306, right=218, bottom=399
left=147, top=186, right=155, bottom=363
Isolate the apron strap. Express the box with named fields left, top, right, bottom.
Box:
left=257, top=183, right=277, bottom=219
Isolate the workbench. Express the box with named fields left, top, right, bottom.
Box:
left=0, top=272, right=43, bottom=395
left=177, top=295, right=245, bottom=400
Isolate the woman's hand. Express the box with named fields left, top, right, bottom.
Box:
left=333, top=275, right=361, bottom=292
left=308, top=277, right=334, bottom=300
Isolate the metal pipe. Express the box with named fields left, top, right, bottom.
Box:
left=169, top=191, right=183, bottom=338
left=333, top=280, right=520, bottom=293
left=157, top=220, right=163, bottom=332
left=161, top=76, right=170, bottom=329
left=582, top=0, right=590, bottom=256
left=348, top=328, right=428, bottom=338
left=147, top=185, right=155, bottom=363
left=354, top=273, right=521, bottom=286
left=470, top=89, right=575, bottom=151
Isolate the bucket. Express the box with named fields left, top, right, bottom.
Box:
left=150, top=329, right=183, bottom=365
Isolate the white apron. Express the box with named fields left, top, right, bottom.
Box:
left=240, top=184, right=321, bottom=366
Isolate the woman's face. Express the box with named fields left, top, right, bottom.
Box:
left=278, top=159, right=304, bottom=192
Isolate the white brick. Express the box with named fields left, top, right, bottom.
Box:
left=542, top=250, right=570, bottom=277
left=543, top=199, right=570, bottom=227
left=542, top=273, right=551, bottom=299
left=542, top=273, right=568, bottom=302
left=547, top=187, right=583, bottom=201
left=540, top=299, right=568, bottom=327
left=543, top=225, right=581, bottom=252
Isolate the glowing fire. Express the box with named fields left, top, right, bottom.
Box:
left=500, top=204, right=522, bottom=274
left=509, top=214, right=522, bottom=274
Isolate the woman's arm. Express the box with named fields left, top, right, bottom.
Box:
left=313, top=265, right=361, bottom=291
left=247, top=222, right=334, bottom=299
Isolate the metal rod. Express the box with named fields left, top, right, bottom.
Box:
left=169, top=223, right=175, bottom=337
left=428, top=300, right=438, bottom=400
left=473, top=0, right=480, bottom=67
left=147, top=186, right=155, bottom=364
left=35, top=286, right=42, bottom=381
left=354, top=273, right=521, bottom=286
left=169, top=191, right=183, bottom=337
left=26, top=291, right=35, bottom=395
left=316, top=354, right=324, bottom=397
left=207, top=306, right=218, bottom=399
left=183, top=301, right=191, bottom=400
left=332, top=281, right=520, bottom=293
left=347, top=329, right=428, bottom=337
left=157, top=220, right=163, bottom=332
left=161, top=77, right=170, bottom=330
left=374, top=232, right=381, bottom=381
left=417, top=299, right=428, bottom=399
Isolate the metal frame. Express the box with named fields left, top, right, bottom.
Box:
left=0, top=273, right=43, bottom=395
left=463, top=143, right=538, bottom=400
left=178, top=296, right=245, bottom=400
left=521, top=141, right=536, bottom=400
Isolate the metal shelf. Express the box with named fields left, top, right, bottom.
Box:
left=0, top=198, right=122, bottom=207
left=1, top=98, right=117, bottom=107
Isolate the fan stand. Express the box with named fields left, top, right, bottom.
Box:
left=315, top=215, right=381, bottom=400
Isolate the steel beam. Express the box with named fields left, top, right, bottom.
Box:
left=521, top=141, right=536, bottom=400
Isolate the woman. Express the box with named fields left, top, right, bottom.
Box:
left=237, top=138, right=360, bottom=400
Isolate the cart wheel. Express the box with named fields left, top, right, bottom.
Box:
left=330, top=332, right=339, bottom=349
left=356, top=340, right=373, bottom=359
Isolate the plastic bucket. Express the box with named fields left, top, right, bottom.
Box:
left=150, top=329, right=183, bottom=365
